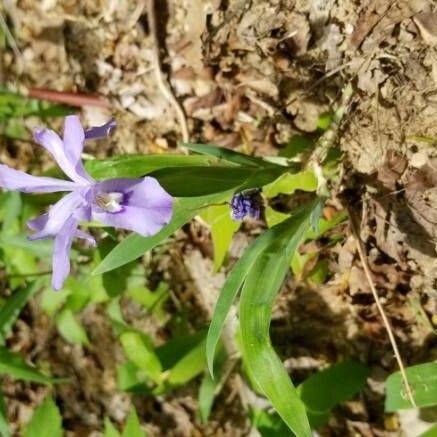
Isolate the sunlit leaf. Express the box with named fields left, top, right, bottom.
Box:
left=167, top=337, right=207, bottom=386
left=308, top=259, right=329, bottom=284
left=56, top=308, right=89, bottom=346
left=264, top=207, right=289, bottom=228
left=385, top=362, right=437, bottom=411
left=23, top=397, right=63, bottom=437
left=264, top=170, right=317, bottom=198
left=122, top=409, right=146, bottom=437
left=120, top=332, right=162, bottom=384
left=200, top=204, right=240, bottom=271
left=104, top=417, right=121, bottom=437
left=117, top=362, right=150, bottom=394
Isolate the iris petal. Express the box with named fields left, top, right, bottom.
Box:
left=92, top=176, right=173, bottom=236
left=29, top=190, right=88, bottom=240
left=52, top=217, right=78, bottom=291
left=84, top=119, right=116, bottom=140
left=33, top=115, right=93, bottom=184
left=0, top=165, right=77, bottom=193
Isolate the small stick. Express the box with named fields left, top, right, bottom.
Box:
left=26, top=87, right=109, bottom=108
left=146, top=0, right=189, bottom=144
left=348, top=206, right=417, bottom=407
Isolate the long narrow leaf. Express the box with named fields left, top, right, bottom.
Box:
left=0, top=389, right=10, bottom=437
left=184, top=143, right=280, bottom=168
left=86, top=154, right=215, bottom=180
left=0, top=347, right=66, bottom=384
left=0, top=282, right=39, bottom=344
left=149, top=166, right=285, bottom=197
left=206, top=226, right=280, bottom=376
left=239, top=201, right=322, bottom=437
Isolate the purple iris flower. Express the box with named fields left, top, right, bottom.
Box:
left=0, top=116, right=173, bottom=290
left=230, top=190, right=262, bottom=220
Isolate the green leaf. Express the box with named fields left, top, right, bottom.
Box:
left=56, top=309, right=89, bottom=346
left=198, top=347, right=227, bottom=423
left=117, top=362, right=150, bottom=393
left=86, top=154, right=213, bottom=180
left=265, top=207, right=289, bottom=228
left=93, top=192, right=230, bottom=275
left=40, top=286, right=69, bottom=318
left=23, top=397, right=63, bottom=437
left=0, top=282, right=39, bottom=344
left=167, top=337, right=207, bottom=386
left=122, top=409, right=146, bottom=437
left=239, top=201, right=323, bottom=437
left=120, top=332, right=162, bottom=384
left=206, top=222, right=280, bottom=376
left=128, top=283, right=169, bottom=321
left=149, top=165, right=286, bottom=197
left=200, top=204, right=240, bottom=271
left=385, top=362, right=437, bottom=411
left=0, top=235, right=53, bottom=259
left=0, top=347, right=65, bottom=384
left=317, top=112, right=334, bottom=131
left=420, top=424, right=437, bottom=437
left=264, top=170, right=317, bottom=198
left=198, top=372, right=216, bottom=424
left=298, top=361, right=369, bottom=427
left=156, top=330, right=206, bottom=370
left=279, top=135, right=316, bottom=159
left=184, top=143, right=280, bottom=168
left=251, top=409, right=291, bottom=437
left=104, top=417, right=121, bottom=437
left=308, top=259, right=329, bottom=284
left=0, top=389, right=10, bottom=437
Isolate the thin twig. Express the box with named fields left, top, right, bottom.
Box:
left=26, top=87, right=109, bottom=108
left=348, top=207, right=417, bottom=407
left=146, top=0, right=189, bottom=144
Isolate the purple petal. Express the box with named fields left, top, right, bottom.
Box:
left=27, top=213, right=49, bottom=233
left=92, top=177, right=173, bottom=236
left=33, top=115, right=93, bottom=185
left=52, top=217, right=77, bottom=290
left=84, top=119, right=116, bottom=140
left=29, top=190, right=88, bottom=240
left=28, top=214, right=95, bottom=247
left=0, top=165, right=78, bottom=193
left=75, top=229, right=96, bottom=246
left=63, top=116, right=94, bottom=183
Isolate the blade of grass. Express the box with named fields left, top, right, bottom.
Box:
left=239, top=200, right=322, bottom=437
